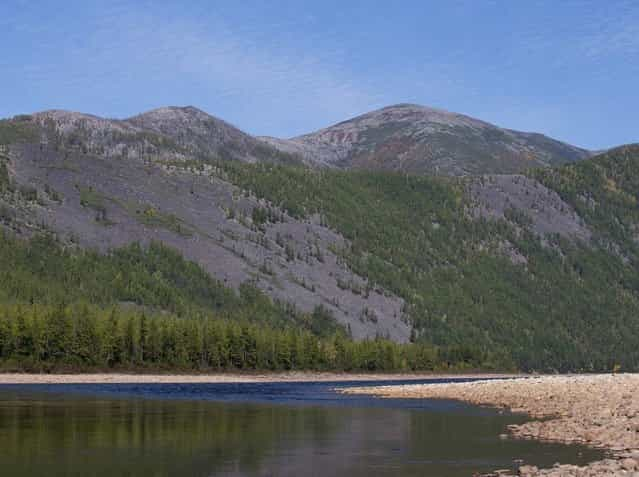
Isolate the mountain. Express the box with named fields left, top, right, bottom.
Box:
left=203, top=144, right=639, bottom=372
left=31, top=106, right=301, bottom=165
left=126, top=106, right=298, bottom=163
left=1, top=108, right=638, bottom=373
left=262, top=104, right=593, bottom=175
left=0, top=113, right=409, bottom=343
left=26, top=103, right=593, bottom=176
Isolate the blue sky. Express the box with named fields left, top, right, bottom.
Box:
left=1, top=1, right=637, bottom=149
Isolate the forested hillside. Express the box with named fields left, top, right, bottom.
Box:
left=216, top=154, right=639, bottom=372
left=533, top=144, right=639, bottom=262
left=0, top=112, right=637, bottom=373
left=0, top=233, right=493, bottom=372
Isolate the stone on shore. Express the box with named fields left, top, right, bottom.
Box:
left=344, top=374, right=639, bottom=476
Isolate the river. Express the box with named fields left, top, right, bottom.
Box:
left=0, top=379, right=603, bottom=476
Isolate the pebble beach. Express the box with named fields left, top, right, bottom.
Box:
left=345, top=374, right=639, bottom=476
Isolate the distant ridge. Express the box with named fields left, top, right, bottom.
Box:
left=24, top=102, right=594, bottom=176
left=261, top=103, right=593, bottom=175
left=32, top=106, right=296, bottom=165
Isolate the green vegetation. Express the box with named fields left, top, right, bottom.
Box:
left=0, top=302, right=494, bottom=372
left=251, top=205, right=283, bottom=227
left=532, top=144, right=639, bottom=260
left=214, top=159, right=639, bottom=372
left=0, top=232, right=488, bottom=372
left=77, top=184, right=193, bottom=234
left=79, top=185, right=107, bottom=210
left=79, top=185, right=110, bottom=223
left=504, top=206, right=533, bottom=229
left=110, top=196, right=194, bottom=237
left=0, top=117, right=38, bottom=146
left=135, top=205, right=193, bottom=237
left=0, top=162, right=9, bottom=190
left=0, top=233, right=282, bottom=322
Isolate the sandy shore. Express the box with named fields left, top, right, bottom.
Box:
left=345, top=374, right=639, bottom=476
left=0, top=371, right=514, bottom=385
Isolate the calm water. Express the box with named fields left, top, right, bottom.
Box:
left=0, top=379, right=603, bottom=477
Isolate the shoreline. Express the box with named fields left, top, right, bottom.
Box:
left=344, top=374, right=639, bottom=476
left=0, top=371, right=518, bottom=385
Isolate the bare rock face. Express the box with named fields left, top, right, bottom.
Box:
left=258, top=135, right=344, bottom=168
left=265, top=104, right=592, bottom=175
left=470, top=174, right=592, bottom=242
left=4, top=142, right=409, bottom=342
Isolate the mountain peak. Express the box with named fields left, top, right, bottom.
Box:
left=376, top=102, right=453, bottom=114
left=329, top=103, right=490, bottom=131
left=125, top=106, right=289, bottom=164
left=23, top=106, right=295, bottom=166
left=127, top=105, right=215, bottom=124
left=273, top=103, right=593, bottom=175
left=32, top=109, right=134, bottom=134
left=34, top=109, right=110, bottom=122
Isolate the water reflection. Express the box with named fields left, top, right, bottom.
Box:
left=0, top=386, right=602, bottom=477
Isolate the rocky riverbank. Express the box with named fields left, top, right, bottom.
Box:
left=344, top=374, right=639, bottom=476
left=0, top=371, right=513, bottom=385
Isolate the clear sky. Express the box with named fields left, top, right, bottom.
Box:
left=1, top=0, right=637, bottom=149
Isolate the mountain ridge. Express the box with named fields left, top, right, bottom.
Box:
left=18, top=102, right=594, bottom=175
left=265, top=103, right=593, bottom=175
left=31, top=106, right=298, bottom=165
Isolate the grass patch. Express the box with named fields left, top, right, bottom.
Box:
left=137, top=206, right=193, bottom=237
left=118, top=199, right=193, bottom=237
left=0, top=118, right=38, bottom=146
left=78, top=185, right=113, bottom=225
left=79, top=186, right=107, bottom=211
left=77, top=185, right=192, bottom=235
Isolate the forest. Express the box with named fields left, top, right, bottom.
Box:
left=215, top=152, right=639, bottom=372
left=0, top=302, right=493, bottom=372
left=0, top=232, right=500, bottom=372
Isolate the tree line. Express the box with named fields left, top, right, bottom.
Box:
left=0, top=302, right=499, bottom=372
left=0, top=231, right=505, bottom=371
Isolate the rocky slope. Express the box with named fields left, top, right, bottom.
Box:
left=0, top=119, right=408, bottom=341
left=470, top=174, right=592, bottom=244
left=127, top=106, right=296, bottom=163
left=32, top=106, right=301, bottom=165
left=263, top=104, right=593, bottom=175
